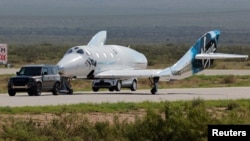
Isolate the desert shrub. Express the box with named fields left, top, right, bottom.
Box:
left=191, top=98, right=205, bottom=108
left=227, top=101, right=240, bottom=110
left=221, top=75, right=236, bottom=84
left=163, top=101, right=211, bottom=141
left=125, top=110, right=165, bottom=141
left=1, top=101, right=249, bottom=141
left=1, top=118, right=44, bottom=141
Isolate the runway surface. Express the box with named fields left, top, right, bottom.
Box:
left=0, top=87, right=250, bottom=107
left=0, top=68, right=249, bottom=107
left=0, top=68, right=249, bottom=75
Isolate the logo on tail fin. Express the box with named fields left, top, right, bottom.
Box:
left=192, top=30, right=220, bottom=73
left=200, top=33, right=217, bottom=68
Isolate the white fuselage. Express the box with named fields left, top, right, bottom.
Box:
left=57, top=45, right=147, bottom=78
left=54, top=30, right=249, bottom=94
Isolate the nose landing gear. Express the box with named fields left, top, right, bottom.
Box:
left=149, top=77, right=159, bottom=95
left=59, top=77, right=73, bottom=94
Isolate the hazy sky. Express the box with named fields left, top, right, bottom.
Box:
left=1, top=0, right=250, bottom=16
left=0, top=0, right=250, bottom=45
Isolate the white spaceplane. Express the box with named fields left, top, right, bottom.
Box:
left=57, top=30, right=248, bottom=94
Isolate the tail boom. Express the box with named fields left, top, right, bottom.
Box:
left=159, top=30, right=248, bottom=81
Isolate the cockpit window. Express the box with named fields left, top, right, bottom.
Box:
left=66, top=49, right=73, bottom=54
left=77, top=49, right=84, bottom=54
left=64, top=47, right=85, bottom=55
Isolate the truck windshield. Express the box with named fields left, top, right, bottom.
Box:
left=18, top=67, right=42, bottom=76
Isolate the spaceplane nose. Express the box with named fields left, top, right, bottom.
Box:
left=57, top=53, right=86, bottom=77
left=58, top=66, right=64, bottom=75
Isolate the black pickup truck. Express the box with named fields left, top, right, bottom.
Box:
left=7, top=64, right=61, bottom=96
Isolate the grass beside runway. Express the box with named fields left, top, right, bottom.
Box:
left=0, top=98, right=249, bottom=114
left=0, top=99, right=249, bottom=140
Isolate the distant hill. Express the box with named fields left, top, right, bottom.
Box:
left=0, top=0, right=249, bottom=45
left=0, top=16, right=250, bottom=45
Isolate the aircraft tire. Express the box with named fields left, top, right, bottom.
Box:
left=150, top=87, right=157, bottom=95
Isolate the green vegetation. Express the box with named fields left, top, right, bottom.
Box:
left=0, top=99, right=249, bottom=114
left=0, top=99, right=249, bottom=141
left=7, top=43, right=70, bottom=67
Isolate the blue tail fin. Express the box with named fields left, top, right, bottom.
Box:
left=191, top=30, right=220, bottom=74
left=166, top=30, right=220, bottom=80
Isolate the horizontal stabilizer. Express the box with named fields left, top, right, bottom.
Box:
left=195, top=53, right=248, bottom=60
left=87, top=30, right=107, bottom=47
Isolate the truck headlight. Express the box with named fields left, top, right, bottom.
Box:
left=8, top=78, right=13, bottom=84
left=28, top=78, right=35, bottom=82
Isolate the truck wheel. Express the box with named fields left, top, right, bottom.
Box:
left=34, top=82, right=42, bottom=96
left=27, top=90, right=34, bottom=96
left=92, top=87, right=99, bottom=92
left=115, top=81, right=121, bottom=91
left=8, top=89, right=16, bottom=96
left=109, top=87, right=115, bottom=92
left=130, top=80, right=137, bottom=91
left=52, top=82, right=60, bottom=95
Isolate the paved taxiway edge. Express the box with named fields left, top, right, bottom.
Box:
left=0, top=87, right=249, bottom=107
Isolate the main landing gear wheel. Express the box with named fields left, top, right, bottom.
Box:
left=151, top=87, right=157, bottom=95
left=150, top=77, right=159, bottom=95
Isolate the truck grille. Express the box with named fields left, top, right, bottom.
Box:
left=13, top=78, right=28, bottom=86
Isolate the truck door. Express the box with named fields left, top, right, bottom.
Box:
left=42, top=67, right=50, bottom=89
